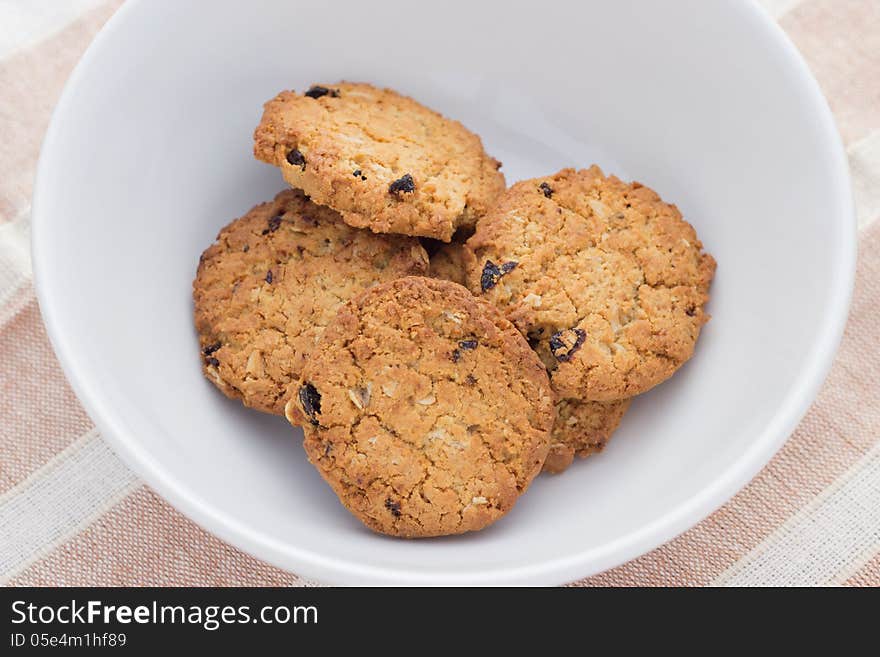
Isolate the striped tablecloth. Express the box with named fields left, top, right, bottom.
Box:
left=2, top=0, right=878, bottom=587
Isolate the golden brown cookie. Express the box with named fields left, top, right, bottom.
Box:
left=289, top=276, right=554, bottom=538
left=466, top=166, right=716, bottom=402
left=428, top=242, right=476, bottom=287
left=193, top=189, right=429, bottom=415
left=542, top=398, right=631, bottom=474
left=254, top=82, right=505, bottom=242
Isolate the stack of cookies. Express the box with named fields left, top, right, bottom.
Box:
left=193, top=82, right=716, bottom=539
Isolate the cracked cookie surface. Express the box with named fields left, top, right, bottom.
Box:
left=543, top=398, right=631, bottom=474
left=291, top=276, right=553, bottom=538
left=466, top=166, right=716, bottom=401
left=193, top=189, right=429, bottom=416
left=254, top=82, right=505, bottom=241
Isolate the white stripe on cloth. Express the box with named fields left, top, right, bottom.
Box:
left=0, top=429, right=139, bottom=583
left=850, top=131, right=880, bottom=229
left=712, top=441, right=880, bottom=587
left=756, top=0, right=805, bottom=19
left=0, top=0, right=108, bottom=60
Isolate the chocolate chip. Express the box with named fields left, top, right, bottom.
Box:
left=242, top=244, right=250, bottom=252
left=385, top=498, right=402, bottom=517
left=539, top=182, right=553, bottom=198
left=549, top=328, right=586, bottom=362
left=202, top=341, right=222, bottom=356
left=480, top=261, right=501, bottom=290
left=480, top=259, right=518, bottom=292
left=262, top=215, right=282, bottom=235
left=388, top=173, right=415, bottom=195
left=352, top=169, right=362, bottom=177
left=286, top=149, right=306, bottom=170
left=304, top=85, right=339, bottom=99
left=265, top=270, right=273, bottom=284
left=465, top=374, right=477, bottom=386
left=299, top=383, right=322, bottom=426
left=206, top=357, right=220, bottom=367
left=451, top=340, right=477, bottom=363
left=685, top=305, right=696, bottom=317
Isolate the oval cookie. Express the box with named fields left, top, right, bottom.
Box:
left=254, top=82, right=505, bottom=241
left=290, top=276, right=554, bottom=538
left=467, top=166, right=716, bottom=401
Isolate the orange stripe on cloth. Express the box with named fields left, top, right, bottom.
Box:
left=7, top=486, right=307, bottom=587
left=573, top=219, right=880, bottom=586
left=0, top=298, right=92, bottom=494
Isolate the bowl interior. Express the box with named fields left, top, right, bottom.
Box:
left=33, top=0, right=853, bottom=584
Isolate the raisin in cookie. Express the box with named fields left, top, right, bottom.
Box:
left=254, top=82, right=505, bottom=242
left=428, top=242, right=476, bottom=287
left=466, top=166, right=716, bottom=401
left=289, top=276, right=553, bottom=538
left=543, top=398, right=631, bottom=474
left=193, top=189, right=428, bottom=415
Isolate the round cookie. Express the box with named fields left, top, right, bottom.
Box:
left=542, top=398, right=631, bottom=474
left=253, top=82, right=505, bottom=242
left=466, top=166, right=716, bottom=401
left=428, top=242, right=476, bottom=287
left=193, top=189, right=429, bottom=416
left=290, top=276, right=554, bottom=538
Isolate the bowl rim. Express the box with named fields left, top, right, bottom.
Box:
left=31, top=0, right=857, bottom=585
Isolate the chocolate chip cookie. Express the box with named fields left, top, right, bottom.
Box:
left=290, top=276, right=554, bottom=538
left=193, top=189, right=429, bottom=415
left=467, top=166, right=716, bottom=401
left=543, top=398, right=631, bottom=474
left=254, top=82, right=505, bottom=242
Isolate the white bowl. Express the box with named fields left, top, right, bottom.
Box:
left=32, top=0, right=855, bottom=584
